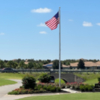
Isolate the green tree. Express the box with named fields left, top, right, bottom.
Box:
left=77, top=59, right=85, bottom=69
left=28, top=62, right=34, bottom=73
left=39, top=73, right=51, bottom=83
left=19, top=61, right=25, bottom=73
left=7, top=61, right=14, bottom=68
left=0, top=60, right=5, bottom=68
left=53, top=60, right=62, bottom=69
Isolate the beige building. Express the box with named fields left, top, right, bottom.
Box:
left=43, top=62, right=69, bottom=69
left=43, top=61, right=100, bottom=69
left=70, top=61, right=100, bottom=69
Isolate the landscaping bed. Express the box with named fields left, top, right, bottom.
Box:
left=8, top=73, right=65, bottom=95
left=8, top=83, right=62, bottom=95
left=66, top=82, right=94, bottom=92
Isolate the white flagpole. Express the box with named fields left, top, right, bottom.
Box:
left=59, top=7, right=61, bottom=87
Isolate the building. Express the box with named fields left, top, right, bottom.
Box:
left=43, top=61, right=100, bottom=69
left=43, top=62, right=70, bottom=69
left=70, top=61, right=100, bottom=69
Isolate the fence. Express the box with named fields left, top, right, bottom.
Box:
left=0, top=69, right=100, bottom=73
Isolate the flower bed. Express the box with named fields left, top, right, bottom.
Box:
left=66, top=82, right=94, bottom=92
left=8, top=83, right=61, bottom=95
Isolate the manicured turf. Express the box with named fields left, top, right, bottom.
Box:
left=18, top=93, right=100, bottom=100
left=0, top=73, right=44, bottom=86
left=0, top=78, right=17, bottom=86
left=75, top=73, right=100, bottom=85
left=55, top=78, right=65, bottom=84
left=0, top=73, right=42, bottom=79
left=0, top=73, right=24, bottom=79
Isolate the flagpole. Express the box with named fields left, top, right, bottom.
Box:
left=59, top=7, right=61, bottom=87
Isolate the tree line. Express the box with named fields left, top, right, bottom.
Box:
left=0, top=58, right=99, bottom=69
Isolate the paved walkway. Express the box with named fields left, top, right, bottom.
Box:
left=61, top=88, right=81, bottom=93
left=0, top=79, right=81, bottom=100
left=0, top=79, right=22, bottom=100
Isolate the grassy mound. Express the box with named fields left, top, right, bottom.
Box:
left=55, top=78, right=65, bottom=84
left=75, top=72, right=100, bottom=85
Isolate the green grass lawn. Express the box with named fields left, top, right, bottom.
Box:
left=0, top=73, right=44, bottom=86
left=55, top=78, right=65, bottom=84
left=0, top=73, right=25, bottom=86
left=18, top=93, right=100, bottom=100
left=0, top=72, right=42, bottom=79
left=0, top=78, right=17, bottom=86
left=0, top=72, right=100, bottom=86
left=0, top=73, right=25, bottom=79
left=75, top=72, right=100, bottom=85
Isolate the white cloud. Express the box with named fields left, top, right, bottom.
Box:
left=37, top=23, right=47, bottom=27
left=97, top=23, right=100, bottom=26
left=0, top=33, right=5, bottom=35
left=68, top=19, right=73, bottom=21
left=31, top=8, right=52, bottom=13
left=40, top=31, right=47, bottom=34
left=83, top=21, right=93, bottom=27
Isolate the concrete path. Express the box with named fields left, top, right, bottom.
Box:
left=0, top=79, right=22, bottom=100
left=61, top=88, right=81, bottom=93
left=0, top=79, right=80, bottom=100
left=0, top=79, right=68, bottom=100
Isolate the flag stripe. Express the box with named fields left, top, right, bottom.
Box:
left=45, top=12, right=59, bottom=30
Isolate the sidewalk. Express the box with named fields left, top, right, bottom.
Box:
left=61, top=88, right=81, bottom=93
left=0, top=79, right=80, bottom=100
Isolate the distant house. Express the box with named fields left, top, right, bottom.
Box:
left=24, top=60, right=29, bottom=65
left=70, top=61, right=100, bottom=69
left=43, top=61, right=100, bottom=69
left=43, top=62, right=69, bottom=69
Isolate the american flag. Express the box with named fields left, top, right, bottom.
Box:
left=45, top=12, right=59, bottom=30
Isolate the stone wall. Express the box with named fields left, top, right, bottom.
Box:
left=50, top=73, right=84, bottom=83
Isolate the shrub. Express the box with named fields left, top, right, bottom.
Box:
left=39, top=73, right=51, bottom=83
left=84, top=84, right=89, bottom=91
left=56, top=87, right=61, bottom=92
left=79, top=84, right=85, bottom=91
left=8, top=90, right=19, bottom=95
left=98, top=77, right=100, bottom=82
left=35, top=84, right=43, bottom=90
left=50, top=86, right=56, bottom=92
left=22, top=74, right=36, bottom=89
left=74, top=85, right=79, bottom=90
left=87, top=85, right=94, bottom=91
left=79, top=84, right=94, bottom=92
left=61, top=83, right=66, bottom=88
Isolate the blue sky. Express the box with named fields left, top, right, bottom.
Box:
left=0, top=0, right=100, bottom=60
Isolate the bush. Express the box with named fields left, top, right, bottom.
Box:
left=35, top=84, right=43, bottom=90
left=8, top=90, right=19, bottom=95
left=8, top=88, right=34, bottom=94
left=79, top=84, right=85, bottom=91
left=84, top=84, right=89, bottom=91
left=22, top=74, right=36, bottom=89
left=79, top=84, right=94, bottom=92
left=74, top=85, right=79, bottom=90
left=87, top=85, right=94, bottom=91
left=56, top=87, right=61, bottom=92
left=98, top=77, right=100, bottom=82
left=61, top=83, right=66, bottom=88
left=50, top=86, right=56, bottom=92
left=39, top=73, right=51, bottom=83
